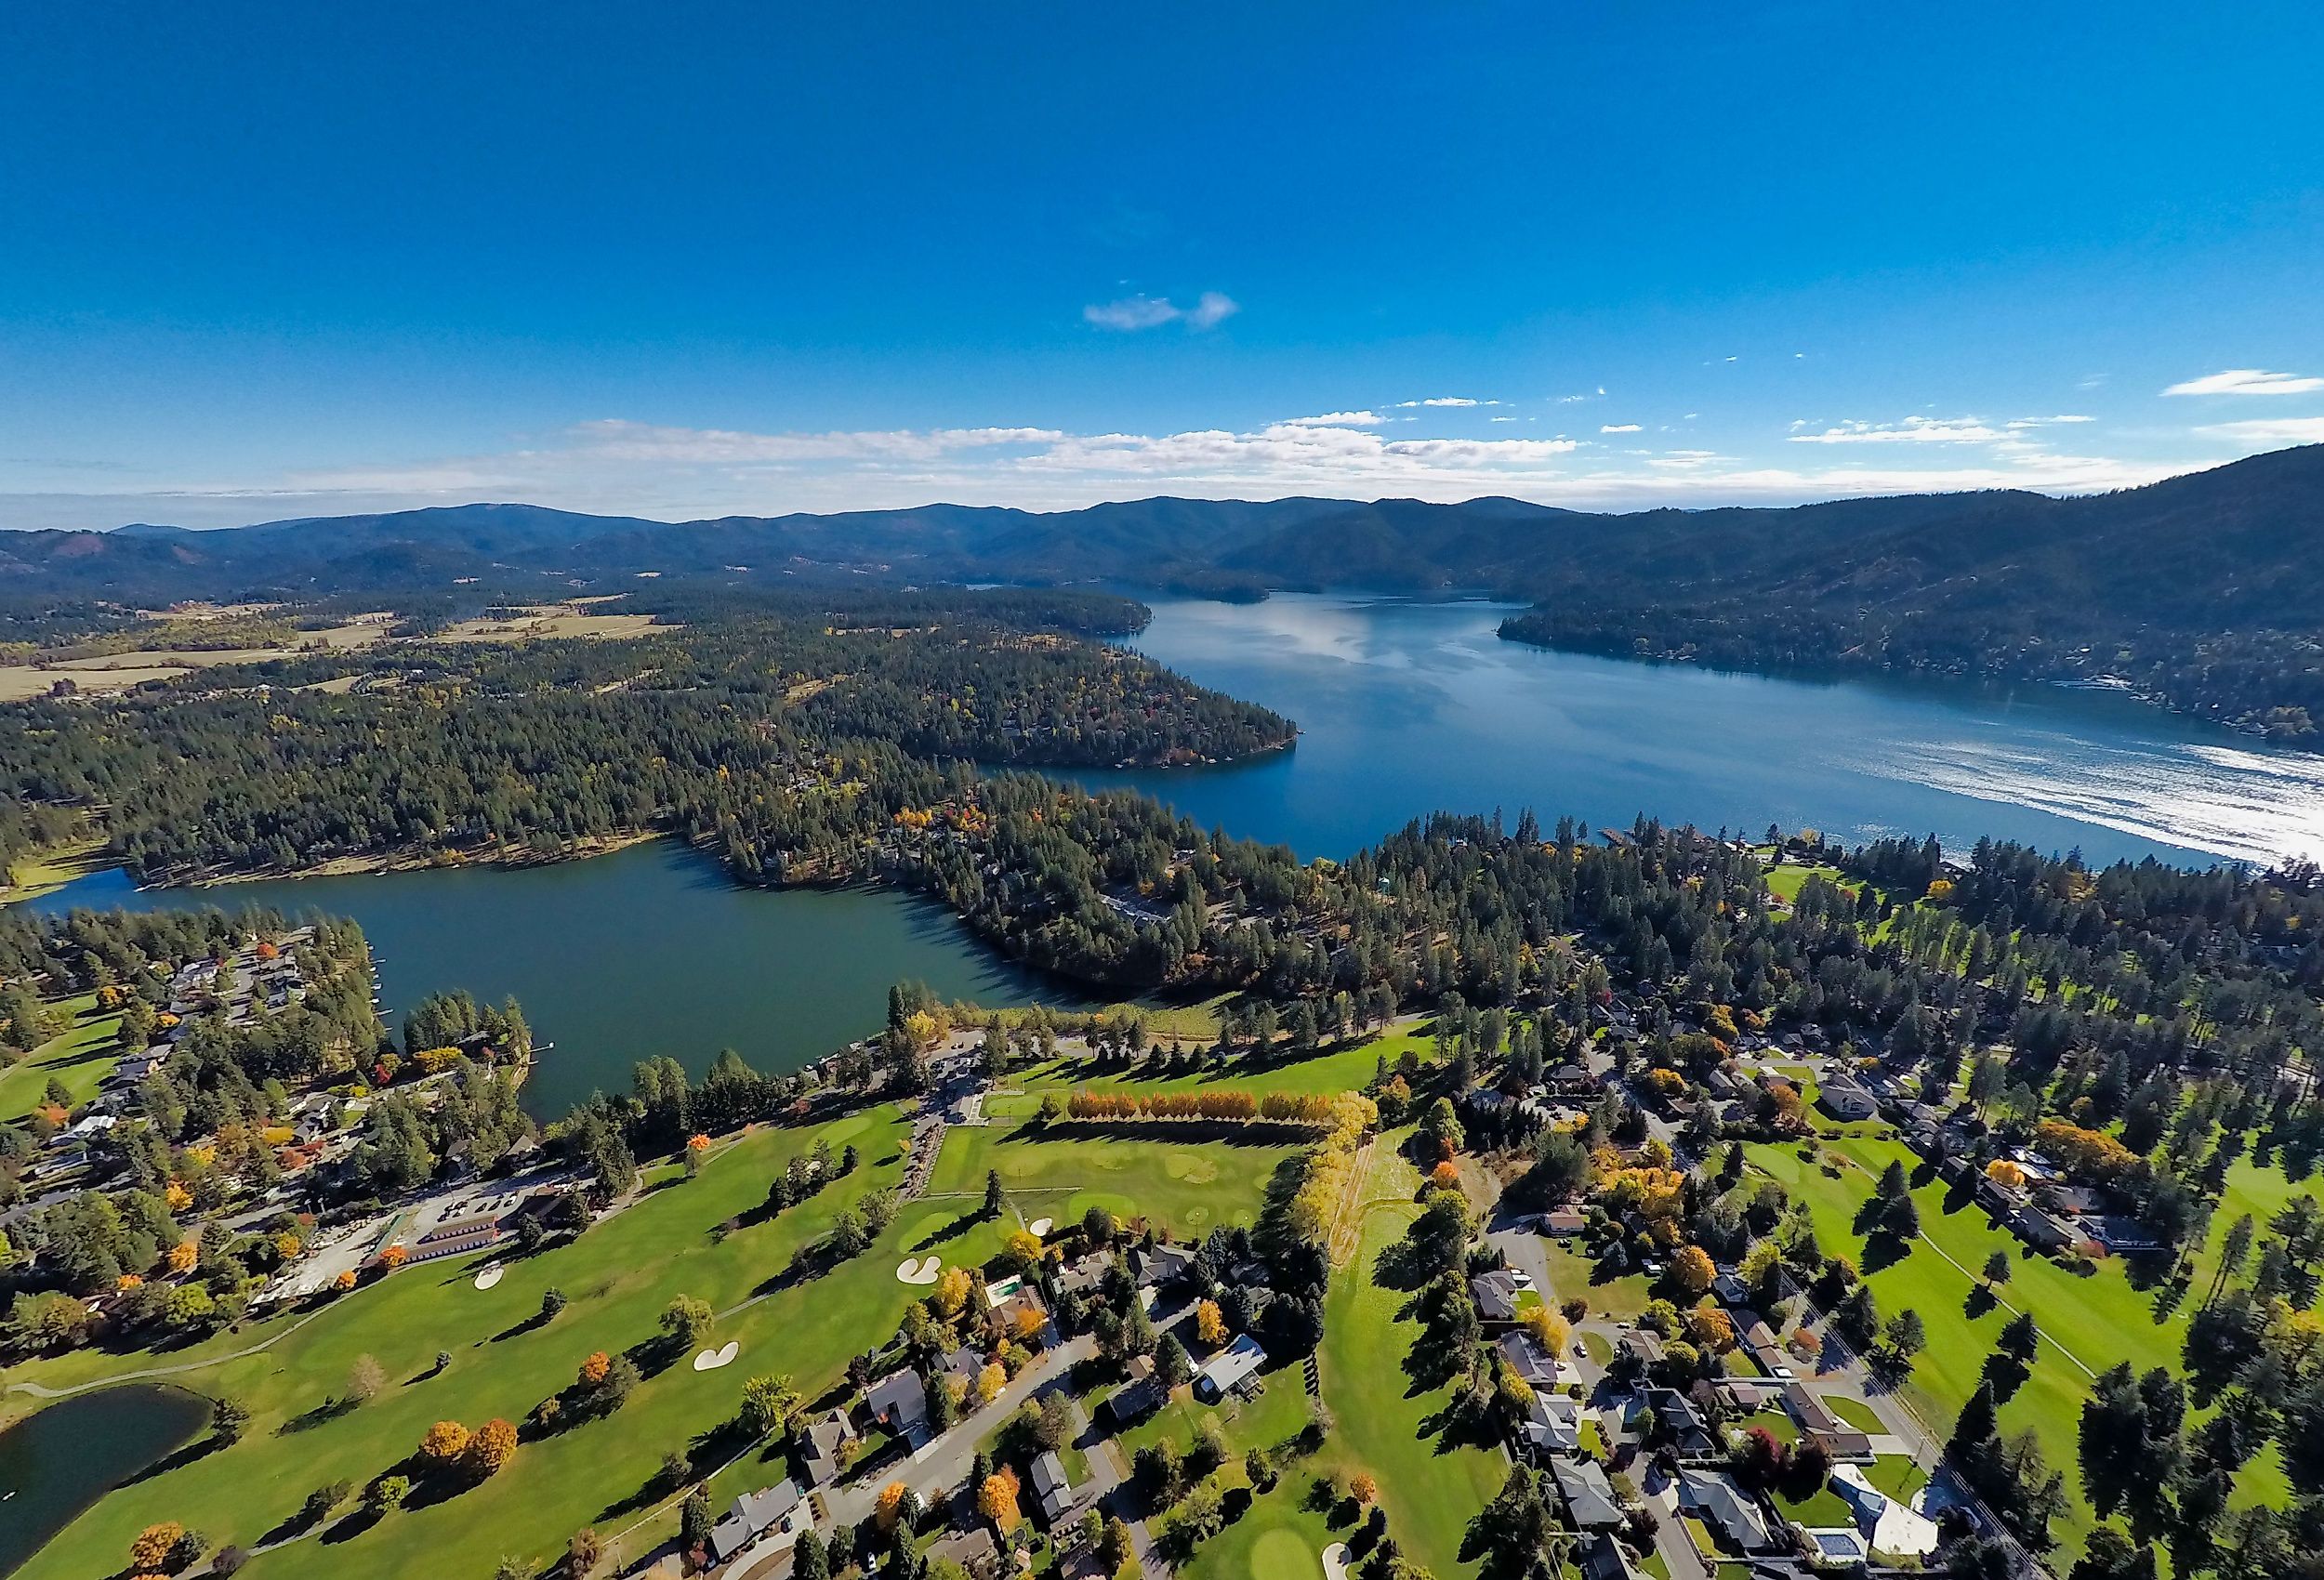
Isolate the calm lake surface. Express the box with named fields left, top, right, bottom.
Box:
left=0, top=1385, right=210, bottom=1574
left=35, top=849, right=1096, bottom=1119
left=1086, top=594, right=2324, bottom=870
left=33, top=593, right=2324, bottom=1114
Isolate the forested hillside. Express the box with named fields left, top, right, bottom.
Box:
left=7, top=446, right=2321, bottom=739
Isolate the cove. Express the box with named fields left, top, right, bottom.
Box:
left=32, top=844, right=1096, bottom=1119
left=0, top=1385, right=211, bottom=1576
left=1075, top=593, right=2324, bottom=870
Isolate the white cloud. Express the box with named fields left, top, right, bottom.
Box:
left=2162, top=368, right=2323, bottom=397
left=569, top=419, right=1062, bottom=463
left=1281, top=410, right=1387, bottom=428
left=1082, top=290, right=1239, bottom=332
left=2195, top=416, right=2324, bottom=443
left=2005, top=415, right=2095, bottom=428
left=1393, top=396, right=1503, bottom=409
left=1600, top=423, right=1642, bottom=434
left=1789, top=416, right=2001, bottom=445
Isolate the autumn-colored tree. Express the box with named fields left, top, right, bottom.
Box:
left=579, top=1350, right=612, bottom=1386
left=1195, top=1299, right=1227, bottom=1347
left=1430, top=1159, right=1461, bottom=1190
left=661, top=1294, right=715, bottom=1348
left=164, top=1182, right=193, bottom=1214
left=684, top=1134, right=711, bottom=1176
left=932, top=1264, right=973, bottom=1317
left=466, top=1417, right=518, bottom=1477
left=377, top=1244, right=408, bottom=1271
left=976, top=1361, right=1008, bottom=1406
left=129, top=1523, right=184, bottom=1572
left=566, top=1526, right=601, bottom=1577
left=420, top=1419, right=472, bottom=1468
left=979, top=1468, right=1021, bottom=1533
left=1011, top=1306, right=1046, bottom=1344
left=1668, top=1244, right=1716, bottom=1298
left=875, top=1481, right=909, bottom=1531
left=1984, top=1158, right=2027, bottom=1189
left=165, top=1239, right=198, bottom=1275
left=332, top=1269, right=358, bottom=1292
left=1519, top=1304, right=1569, bottom=1358
left=1686, top=1306, right=1736, bottom=1352
left=1350, top=1472, right=1378, bottom=1505
left=1004, top=1230, right=1043, bottom=1271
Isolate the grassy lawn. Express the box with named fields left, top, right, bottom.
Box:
left=0, top=840, right=106, bottom=908
left=926, top=1113, right=1301, bottom=1238
left=1823, top=1394, right=1883, bottom=1433
left=1578, top=1330, right=1614, bottom=1366
left=1021, top=1026, right=1431, bottom=1105
left=1749, top=1130, right=2303, bottom=1564
left=1318, top=1146, right=1506, bottom=1579
left=0, top=993, right=125, bottom=1121
left=1539, top=1239, right=1648, bottom=1321
left=17, top=1106, right=1043, bottom=1580
left=1773, top=1481, right=1854, bottom=1526
left=1866, top=1455, right=1929, bottom=1501
left=1116, top=1368, right=1310, bottom=1465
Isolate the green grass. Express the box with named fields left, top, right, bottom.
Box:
left=927, top=1112, right=1302, bottom=1239
left=1866, top=1455, right=1929, bottom=1501
left=1774, top=1481, right=1853, bottom=1527
left=1748, top=1130, right=2300, bottom=1565
left=1539, top=1239, right=1648, bottom=1321
left=1319, top=1146, right=1505, bottom=1578
left=1824, top=1395, right=1883, bottom=1434
left=0, top=993, right=125, bottom=1121
left=0, top=840, right=106, bottom=908
left=16, top=1107, right=1038, bottom=1580
left=1578, top=1329, right=1613, bottom=1366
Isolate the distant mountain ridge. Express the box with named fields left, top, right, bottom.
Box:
left=3, top=445, right=2321, bottom=735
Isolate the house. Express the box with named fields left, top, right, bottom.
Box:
left=708, top=1480, right=808, bottom=1564
left=1831, top=1463, right=1941, bottom=1556
left=1194, top=1334, right=1268, bottom=1402
left=1710, top=1272, right=1751, bottom=1308
left=1618, top=1329, right=1666, bottom=1367
left=1520, top=1389, right=1582, bottom=1456
left=1133, top=1244, right=1197, bottom=1288
left=986, top=1284, right=1050, bottom=1342
left=1799, top=1527, right=1871, bottom=1565
left=1054, top=1252, right=1112, bottom=1301
left=2008, top=1206, right=2075, bottom=1253
left=2084, top=1216, right=2163, bottom=1254
left=1740, top=1320, right=1788, bottom=1375
left=1817, top=1079, right=1879, bottom=1122
left=1471, top=1269, right=1532, bottom=1323
left=1030, top=1449, right=1083, bottom=1522
left=1497, top=1330, right=1560, bottom=1391
left=1549, top=1063, right=1597, bottom=1094
left=1783, top=1385, right=1873, bottom=1461
left=1715, top=1376, right=1786, bottom=1414
left=1678, top=1468, right=1775, bottom=1551
left=865, top=1368, right=930, bottom=1442
left=1642, top=1387, right=1717, bottom=1457
left=1552, top=1457, right=1625, bottom=1531
left=799, top=1412, right=856, bottom=1486
left=1579, top=1532, right=1645, bottom=1580
left=939, top=1344, right=987, bottom=1389
left=1540, top=1207, right=1589, bottom=1237
left=929, top=1527, right=999, bottom=1576
left=1103, top=1376, right=1164, bottom=1427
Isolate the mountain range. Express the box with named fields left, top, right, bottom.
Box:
left=5, top=444, right=2321, bottom=737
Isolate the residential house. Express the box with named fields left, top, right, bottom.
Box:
left=1817, top=1078, right=1879, bottom=1123
left=1578, top=1532, right=1645, bottom=1580
left=799, top=1412, right=856, bottom=1487
left=1783, top=1384, right=1873, bottom=1461
left=1539, top=1207, right=1589, bottom=1237
left=929, top=1528, right=999, bottom=1576
left=1497, top=1330, right=1560, bottom=1392
left=1133, top=1244, right=1197, bottom=1289
left=1194, top=1333, right=1268, bottom=1402
left=1471, top=1269, right=1532, bottom=1324
left=1519, top=1389, right=1582, bottom=1457
left=1618, top=1329, right=1666, bottom=1368
left=1640, top=1387, right=1717, bottom=1457
left=865, top=1367, right=930, bottom=1442
left=1103, top=1376, right=1164, bottom=1427
left=1552, top=1458, right=1625, bottom=1531
left=1678, top=1468, right=1775, bottom=1551
left=1831, top=1464, right=1940, bottom=1556
left=708, top=1480, right=809, bottom=1565
left=1030, top=1449, right=1083, bottom=1523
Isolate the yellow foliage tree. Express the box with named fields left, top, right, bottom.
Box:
left=1519, top=1304, right=1569, bottom=1358
left=979, top=1468, right=1021, bottom=1533
left=129, top=1524, right=184, bottom=1572
left=466, top=1417, right=518, bottom=1476
left=1669, top=1244, right=1716, bottom=1299
left=1195, top=1299, right=1227, bottom=1347
left=165, top=1240, right=198, bottom=1275
left=1984, top=1159, right=2027, bottom=1189
left=420, top=1419, right=471, bottom=1467
left=932, top=1264, right=973, bottom=1318
left=977, top=1362, right=1008, bottom=1406
left=876, top=1481, right=909, bottom=1530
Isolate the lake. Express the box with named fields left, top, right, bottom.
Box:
left=0, top=1385, right=211, bottom=1575
left=33, top=593, right=2324, bottom=1114
left=35, top=849, right=1096, bottom=1120
left=1085, top=594, right=2324, bottom=870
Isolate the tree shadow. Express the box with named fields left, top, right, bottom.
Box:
left=1980, top=1354, right=2030, bottom=1402
left=1859, top=1232, right=1910, bottom=1276
left=910, top=1211, right=985, bottom=1252
left=119, top=1435, right=226, bottom=1487
left=494, top=1310, right=554, bottom=1343
left=319, top=1508, right=384, bottom=1545
left=1963, top=1285, right=1999, bottom=1321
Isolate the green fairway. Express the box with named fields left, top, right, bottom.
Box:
left=925, top=1113, right=1301, bottom=1238
left=13, top=1107, right=1037, bottom=1580
left=0, top=993, right=125, bottom=1121
left=1319, top=1147, right=1505, bottom=1579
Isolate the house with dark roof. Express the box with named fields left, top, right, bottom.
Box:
left=1471, top=1269, right=1532, bottom=1323
left=1552, top=1457, right=1625, bottom=1531
left=708, top=1480, right=808, bottom=1564
left=1679, top=1468, right=1775, bottom=1551
left=1579, top=1531, right=1645, bottom=1580
left=1030, top=1449, right=1083, bottom=1522
left=799, top=1412, right=857, bottom=1486
left=866, top=1367, right=930, bottom=1442
left=1497, top=1329, right=1560, bottom=1391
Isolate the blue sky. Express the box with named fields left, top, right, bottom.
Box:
left=3, top=1, right=2320, bottom=529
